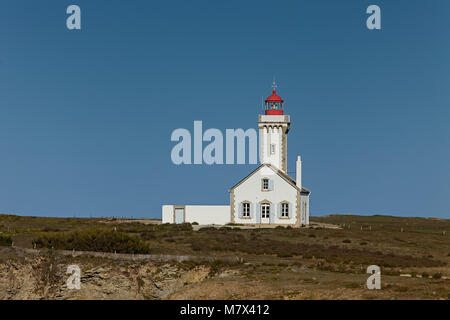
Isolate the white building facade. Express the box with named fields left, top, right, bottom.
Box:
left=162, top=85, right=310, bottom=227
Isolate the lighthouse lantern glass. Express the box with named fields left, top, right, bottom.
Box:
left=265, top=101, right=283, bottom=111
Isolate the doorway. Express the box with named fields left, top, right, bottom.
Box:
left=261, top=203, right=270, bottom=224
left=174, top=208, right=185, bottom=224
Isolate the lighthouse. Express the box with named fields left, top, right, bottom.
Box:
left=163, top=81, right=310, bottom=227
left=258, top=81, right=290, bottom=172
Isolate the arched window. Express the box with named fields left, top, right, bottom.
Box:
left=261, top=203, right=270, bottom=218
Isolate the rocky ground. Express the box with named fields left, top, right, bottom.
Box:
left=1, top=246, right=448, bottom=300
left=0, top=247, right=212, bottom=300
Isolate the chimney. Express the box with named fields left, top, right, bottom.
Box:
left=296, top=156, right=302, bottom=189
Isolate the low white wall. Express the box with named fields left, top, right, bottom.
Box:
left=161, top=205, right=231, bottom=225
left=185, top=205, right=230, bottom=225
left=162, top=205, right=174, bottom=223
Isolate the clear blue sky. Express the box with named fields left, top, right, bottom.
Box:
left=0, top=1, right=449, bottom=218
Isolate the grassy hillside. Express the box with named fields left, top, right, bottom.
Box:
left=0, top=213, right=448, bottom=299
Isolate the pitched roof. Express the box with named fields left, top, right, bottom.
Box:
left=229, top=163, right=310, bottom=195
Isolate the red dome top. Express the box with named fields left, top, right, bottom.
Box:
left=265, top=89, right=284, bottom=103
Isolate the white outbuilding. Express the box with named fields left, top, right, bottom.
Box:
left=162, top=84, right=311, bottom=227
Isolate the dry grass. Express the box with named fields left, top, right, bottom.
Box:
left=1, top=213, right=449, bottom=299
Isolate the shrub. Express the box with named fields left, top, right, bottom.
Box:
left=277, top=252, right=293, bottom=258
left=0, top=234, right=12, bottom=246
left=422, top=272, right=429, bottom=278
left=191, top=242, right=203, bottom=251
left=344, top=282, right=360, bottom=289
left=432, top=272, right=442, bottom=279
left=139, top=230, right=156, bottom=240
left=208, top=260, right=228, bottom=276
left=394, top=286, right=408, bottom=292
left=33, top=229, right=150, bottom=254
left=191, top=222, right=199, bottom=225
left=42, top=226, right=62, bottom=232
left=183, top=229, right=443, bottom=268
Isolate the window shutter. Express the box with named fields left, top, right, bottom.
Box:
left=277, top=203, right=281, bottom=218
left=256, top=202, right=261, bottom=224
left=288, top=202, right=292, bottom=218
left=269, top=203, right=274, bottom=223
left=304, top=202, right=308, bottom=222
left=269, top=180, right=274, bottom=191
left=238, top=203, right=243, bottom=219
left=250, top=203, right=254, bottom=219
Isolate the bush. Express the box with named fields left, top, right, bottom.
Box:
left=139, top=230, right=156, bottom=240
left=277, top=252, right=293, bottom=258
left=432, top=272, right=442, bottom=279
left=394, top=286, right=408, bottom=292
left=183, top=229, right=443, bottom=268
left=0, top=234, right=12, bottom=246
left=33, top=229, right=150, bottom=254
left=344, top=282, right=360, bottom=289
left=208, top=260, right=228, bottom=276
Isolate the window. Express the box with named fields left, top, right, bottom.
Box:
left=243, top=203, right=250, bottom=218
left=262, top=178, right=273, bottom=191
left=262, top=178, right=269, bottom=190
left=270, top=144, right=276, bottom=155
left=261, top=203, right=270, bottom=218
left=281, top=203, right=289, bottom=218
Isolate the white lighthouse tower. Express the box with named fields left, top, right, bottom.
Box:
left=258, top=82, right=290, bottom=172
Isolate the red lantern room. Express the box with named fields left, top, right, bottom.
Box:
left=264, top=82, right=284, bottom=115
